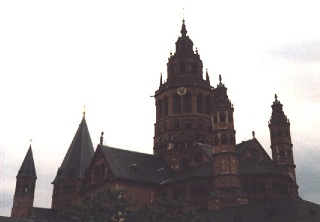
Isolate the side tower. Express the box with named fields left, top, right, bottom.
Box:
left=268, top=95, right=298, bottom=189
left=153, top=19, right=215, bottom=170
left=11, top=145, right=37, bottom=218
left=209, top=76, right=248, bottom=209
left=51, top=113, right=94, bottom=215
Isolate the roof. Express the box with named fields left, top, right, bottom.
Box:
left=199, top=197, right=320, bottom=222
left=53, top=115, right=94, bottom=182
left=163, top=162, right=212, bottom=184
left=17, top=145, right=36, bottom=179
left=99, top=145, right=175, bottom=184
left=240, top=158, right=284, bottom=176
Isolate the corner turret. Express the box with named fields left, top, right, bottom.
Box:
left=268, top=95, right=298, bottom=197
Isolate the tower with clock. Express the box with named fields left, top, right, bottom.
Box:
left=153, top=19, right=215, bottom=170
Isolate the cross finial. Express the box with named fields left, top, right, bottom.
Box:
left=183, top=7, right=185, bottom=19
left=83, top=104, right=86, bottom=116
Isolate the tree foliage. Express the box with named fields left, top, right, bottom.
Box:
left=132, top=195, right=200, bottom=222
left=68, top=188, right=200, bottom=222
left=68, top=188, right=130, bottom=222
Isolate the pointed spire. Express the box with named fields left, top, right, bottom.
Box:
left=17, top=145, right=37, bottom=178
left=206, top=68, right=210, bottom=83
left=160, top=73, right=163, bottom=86
left=181, top=19, right=187, bottom=37
left=53, top=115, right=94, bottom=182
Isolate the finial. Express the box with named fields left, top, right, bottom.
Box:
left=181, top=18, right=187, bottom=36
left=83, top=104, right=86, bottom=116
left=170, top=50, right=172, bottom=57
left=160, top=73, right=163, bottom=86
left=275, top=94, right=278, bottom=101
left=252, top=131, right=255, bottom=138
left=219, top=74, right=222, bottom=84
left=195, top=47, right=198, bottom=54
left=206, top=69, right=210, bottom=82
left=100, top=131, right=104, bottom=145
left=29, top=139, right=33, bottom=147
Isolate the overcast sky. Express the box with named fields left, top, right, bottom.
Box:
left=1, top=0, right=320, bottom=217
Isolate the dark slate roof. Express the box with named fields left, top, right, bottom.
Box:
left=199, top=197, right=320, bottom=222
left=240, top=158, right=283, bottom=175
left=17, top=145, right=37, bottom=179
left=53, top=115, right=94, bottom=182
left=30, top=207, right=57, bottom=221
left=164, top=162, right=212, bottom=184
left=99, top=145, right=175, bottom=184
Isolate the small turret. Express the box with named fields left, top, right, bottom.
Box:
left=209, top=75, right=248, bottom=209
left=269, top=95, right=298, bottom=190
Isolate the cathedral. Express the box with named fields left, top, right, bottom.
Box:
left=9, top=20, right=320, bottom=222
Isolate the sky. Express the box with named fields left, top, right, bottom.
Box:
left=1, top=0, right=320, bottom=217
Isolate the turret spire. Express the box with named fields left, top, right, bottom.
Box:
left=181, top=19, right=187, bottom=37
left=159, top=73, right=163, bottom=86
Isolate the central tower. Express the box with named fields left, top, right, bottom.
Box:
left=153, top=20, right=215, bottom=170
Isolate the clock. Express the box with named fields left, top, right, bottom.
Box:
left=177, top=87, right=187, bottom=95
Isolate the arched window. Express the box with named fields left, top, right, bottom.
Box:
left=173, top=94, right=181, bottom=113
left=157, top=99, right=162, bottom=120
left=180, top=61, right=186, bottom=73
left=192, top=62, right=197, bottom=75
left=197, top=94, right=204, bottom=113
left=163, top=96, right=168, bottom=117
left=205, top=96, right=211, bottom=115
left=183, top=93, right=192, bottom=113
left=221, top=136, right=227, bottom=145
left=220, top=112, right=226, bottom=122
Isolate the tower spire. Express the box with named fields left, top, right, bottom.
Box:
left=181, top=19, right=187, bottom=37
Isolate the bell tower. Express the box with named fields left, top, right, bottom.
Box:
left=153, top=19, right=215, bottom=170
left=11, top=145, right=37, bottom=218
left=208, top=76, right=248, bottom=209
left=268, top=95, right=297, bottom=185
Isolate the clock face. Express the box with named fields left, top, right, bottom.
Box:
left=177, top=87, right=187, bottom=95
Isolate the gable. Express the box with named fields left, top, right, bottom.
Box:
left=237, top=138, right=272, bottom=163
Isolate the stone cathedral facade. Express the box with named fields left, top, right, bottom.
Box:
left=10, top=20, right=320, bottom=222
